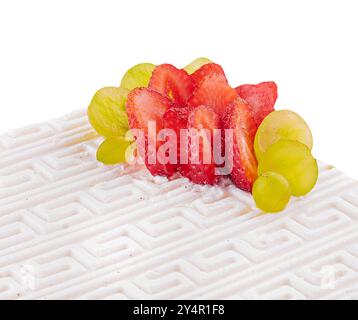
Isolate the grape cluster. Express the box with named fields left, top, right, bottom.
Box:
left=252, top=110, right=318, bottom=212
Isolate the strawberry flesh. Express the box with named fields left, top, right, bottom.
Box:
left=191, top=63, right=227, bottom=88
left=223, top=98, right=258, bottom=192
left=188, top=74, right=238, bottom=118
left=235, top=81, right=277, bottom=127
left=149, top=64, right=195, bottom=106
left=163, top=105, right=192, bottom=166
left=180, top=106, right=222, bottom=185
left=126, top=64, right=276, bottom=192
left=126, top=88, right=177, bottom=177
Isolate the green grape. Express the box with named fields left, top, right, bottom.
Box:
left=120, top=63, right=156, bottom=90
left=97, top=136, right=132, bottom=165
left=258, top=139, right=318, bottom=196
left=87, top=86, right=129, bottom=137
left=253, top=172, right=291, bottom=213
left=183, top=57, right=212, bottom=74
left=254, top=110, right=313, bottom=161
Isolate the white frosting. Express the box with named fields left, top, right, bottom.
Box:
left=0, top=109, right=357, bottom=299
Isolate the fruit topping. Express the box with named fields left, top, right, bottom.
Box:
left=253, top=171, right=291, bottom=213
left=183, top=57, right=212, bottom=74
left=163, top=105, right=192, bottom=165
left=254, top=109, right=313, bottom=161
left=149, top=64, right=195, bottom=105
left=258, top=139, right=318, bottom=196
left=180, top=106, right=221, bottom=185
left=120, top=63, right=156, bottom=91
left=191, top=63, right=227, bottom=88
left=87, top=87, right=129, bottom=138
left=236, top=81, right=277, bottom=128
left=126, top=87, right=177, bottom=177
left=97, top=137, right=131, bottom=165
left=126, top=87, right=171, bottom=133
left=88, top=58, right=319, bottom=213
left=188, top=73, right=238, bottom=118
left=223, top=98, right=258, bottom=191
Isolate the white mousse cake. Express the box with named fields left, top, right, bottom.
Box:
left=0, top=110, right=358, bottom=300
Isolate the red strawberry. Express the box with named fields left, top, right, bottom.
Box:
left=188, top=74, right=238, bottom=118
left=149, top=64, right=195, bottom=106
left=163, top=105, right=192, bottom=165
left=180, top=106, right=222, bottom=185
left=235, top=81, right=277, bottom=127
left=163, top=105, right=192, bottom=135
left=126, top=88, right=170, bottom=132
left=126, top=88, right=176, bottom=177
left=223, top=98, right=258, bottom=192
left=191, top=63, right=227, bottom=88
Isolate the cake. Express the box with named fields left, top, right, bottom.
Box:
left=0, top=109, right=357, bottom=299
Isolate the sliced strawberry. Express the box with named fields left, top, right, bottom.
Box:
left=163, top=105, right=192, bottom=135
left=223, top=98, right=258, bottom=192
left=149, top=64, right=195, bottom=106
left=180, top=106, right=222, bottom=185
left=235, top=81, right=277, bottom=127
left=191, top=63, right=227, bottom=88
left=188, top=74, right=238, bottom=118
left=126, top=87, right=170, bottom=132
left=163, top=105, right=192, bottom=165
left=126, top=88, right=176, bottom=177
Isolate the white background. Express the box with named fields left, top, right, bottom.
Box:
left=0, top=0, right=357, bottom=179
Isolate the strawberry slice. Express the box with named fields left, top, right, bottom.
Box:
left=180, top=106, right=222, bottom=185
left=126, top=88, right=176, bottom=177
left=223, top=98, right=258, bottom=192
left=188, top=74, right=238, bottom=118
left=149, top=64, right=195, bottom=106
left=163, top=105, right=192, bottom=135
left=163, top=105, right=192, bottom=166
left=126, top=88, right=170, bottom=132
left=191, top=63, right=227, bottom=88
left=235, top=81, right=277, bottom=127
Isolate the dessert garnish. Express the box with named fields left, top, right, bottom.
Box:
left=87, top=58, right=318, bottom=213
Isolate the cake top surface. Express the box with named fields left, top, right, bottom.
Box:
left=0, top=110, right=358, bottom=299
